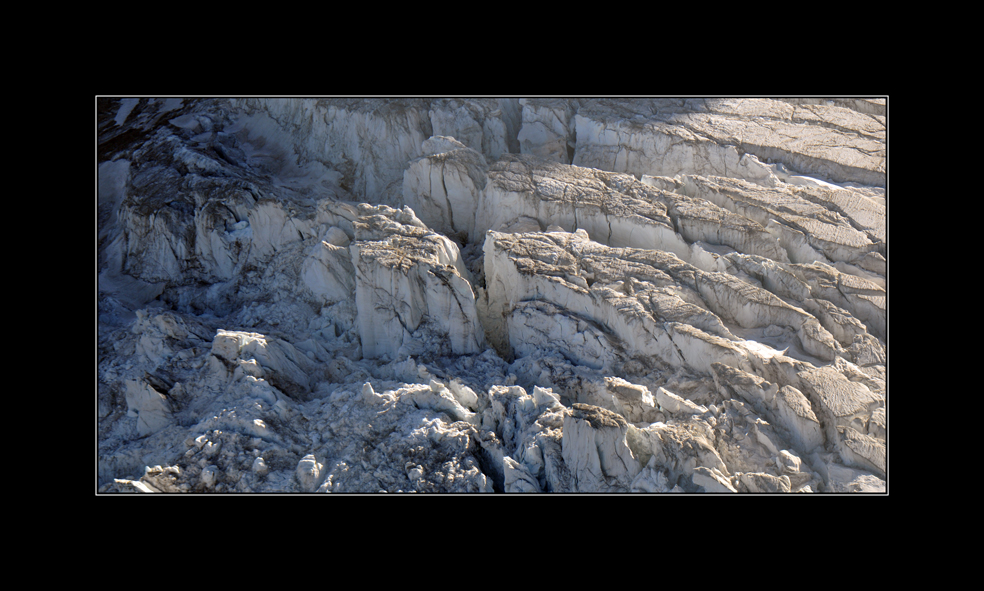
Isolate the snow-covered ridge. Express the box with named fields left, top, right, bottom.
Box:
left=98, top=97, right=887, bottom=493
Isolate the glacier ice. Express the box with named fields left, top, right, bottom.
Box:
left=97, top=97, right=888, bottom=494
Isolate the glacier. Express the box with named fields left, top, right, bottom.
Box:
left=97, top=97, right=888, bottom=494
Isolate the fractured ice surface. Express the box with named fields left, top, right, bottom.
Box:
left=573, top=98, right=885, bottom=187
left=351, top=212, right=485, bottom=360
left=98, top=97, right=887, bottom=493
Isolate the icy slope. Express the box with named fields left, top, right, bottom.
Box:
left=572, top=98, right=886, bottom=187
left=98, top=97, right=887, bottom=493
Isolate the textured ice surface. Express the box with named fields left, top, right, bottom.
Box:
left=97, top=97, right=887, bottom=494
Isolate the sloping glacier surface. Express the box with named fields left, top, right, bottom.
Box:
left=97, top=97, right=888, bottom=494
